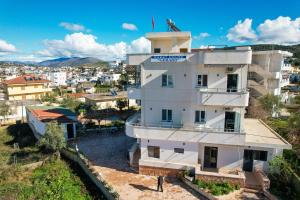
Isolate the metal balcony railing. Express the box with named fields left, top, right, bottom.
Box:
left=126, top=112, right=244, bottom=134
left=197, top=87, right=248, bottom=94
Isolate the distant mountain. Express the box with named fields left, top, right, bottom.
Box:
left=38, top=57, right=107, bottom=67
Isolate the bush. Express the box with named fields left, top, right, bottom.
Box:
left=193, top=180, right=237, bottom=196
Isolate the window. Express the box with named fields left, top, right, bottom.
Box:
left=148, top=146, right=160, bottom=158
left=162, top=74, right=173, bottom=87
left=180, top=48, right=188, bottom=53
left=154, top=48, right=161, bottom=53
left=195, top=110, right=206, bottom=123
left=162, top=109, right=172, bottom=122
left=197, top=75, right=208, bottom=87
left=21, top=86, right=25, bottom=91
left=34, top=85, right=38, bottom=88
left=22, top=95, right=26, bottom=100
left=174, top=148, right=184, bottom=154
left=253, top=150, right=268, bottom=161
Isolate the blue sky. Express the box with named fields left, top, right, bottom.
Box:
left=0, top=0, right=300, bottom=61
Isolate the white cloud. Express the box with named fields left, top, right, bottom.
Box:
left=193, top=32, right=210, bottom=40
left=257, top=16, right=300, bottom=44
left=122, top=23, right=138, bottom=31
left=37, top=32, right=150, bottom=60
left=59, top=22, right=86, bottom=32
left=0, top=39, right=16, bottom=53
left=227, top=18, right=257, bottom=43
left=227, top=16, right=300, bottom=45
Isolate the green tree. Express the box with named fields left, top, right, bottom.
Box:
left=259, top=94, right=282, bottom=116
left=0, top=102, right=10, bottom=125
left=61, top=97, right=82, bottom=113
left=39, top=121, right=66, bottom=153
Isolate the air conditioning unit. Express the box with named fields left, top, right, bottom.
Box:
left=226, top=67, right=234, bottom=73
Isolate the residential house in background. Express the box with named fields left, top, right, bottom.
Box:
left=26, top=106, right=77, bottom=140
left=2, top=74, right=52, bottom=100
left=249, top=50, right=293, bottom=102
left=47, top=71, right=67, bottom=87
left=125, top=31, right=291, bottom=187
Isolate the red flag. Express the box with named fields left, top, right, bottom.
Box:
left=152, top=17, right=155, bottom=31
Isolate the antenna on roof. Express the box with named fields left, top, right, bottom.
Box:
left=166, top=19, right=181, bottom=32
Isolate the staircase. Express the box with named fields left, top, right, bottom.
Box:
left=249, top=64, right=273, bottom=78
left=248, top=80, right=269, bottom=98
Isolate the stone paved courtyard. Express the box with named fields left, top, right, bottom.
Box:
left=76, top=132, right=202, bottom=200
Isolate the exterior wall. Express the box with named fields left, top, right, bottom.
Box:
left=151, top=38, right=191, bottom=53
left=199, top=144, right=280, bottom=172
left=140, top=138, right=198, bottom=168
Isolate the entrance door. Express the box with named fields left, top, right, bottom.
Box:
left=67, top=124, right=74, bottom=139
left=225, top=112, right=235, bottom=132
left=227, top=74, right=238, bottom=92
left=204, top=147, right=218, bottom=168
left=243, top=150, right=254, bottom=171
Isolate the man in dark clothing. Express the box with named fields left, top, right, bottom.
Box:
left=157, top=176, right=164, bottom=192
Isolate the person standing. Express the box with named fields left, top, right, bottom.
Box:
left=157, top=176, right=164, bottom=192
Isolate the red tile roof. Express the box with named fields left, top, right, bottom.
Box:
left=3, top=74, right=50, bottom=85
left=66, top=93, right=86, bottom=99
left=30, top=109, right=76, bottom=123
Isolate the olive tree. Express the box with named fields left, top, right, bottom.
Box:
left=39, top=121, right=66, bottom=153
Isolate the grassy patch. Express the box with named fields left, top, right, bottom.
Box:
left=193, top=179, right=239, bottom=196
left=0, top=123, right=105, bottom=200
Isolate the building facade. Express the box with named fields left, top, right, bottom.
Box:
left=249, top=50, right=292, bottom=102
left=2, top=74, right=52, bottom=100
left=48, top=71, right=67, bottom=87
left=125, top=32, right=291, bottom=181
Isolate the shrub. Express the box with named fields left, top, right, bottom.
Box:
left=193, top=180, right=237, bottom=196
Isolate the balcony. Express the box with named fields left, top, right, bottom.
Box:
left=126, top=113, right=291, bottom=149
left=127, top=85, right=141, bottom=99
left=197, top=88, right=249, bottom=107
left=126, top=113, right=246, bottom=146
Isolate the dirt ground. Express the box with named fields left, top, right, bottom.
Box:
left=76, top=132, right=202, bottom=200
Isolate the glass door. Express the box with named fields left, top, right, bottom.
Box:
left=227, top=74, right=238, bottom=92
left=225, top=111, right=235, bottom=132
left=204, top=147, right=218, bottom=168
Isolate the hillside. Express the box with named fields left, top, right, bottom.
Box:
left=38, top=57, right=108, bottom=67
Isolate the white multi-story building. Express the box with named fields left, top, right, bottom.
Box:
left=249, top=50, right=293, bottom=102
left=125, top=31, right=291, bottom=186
left=48, top=71, right=67, bottom=86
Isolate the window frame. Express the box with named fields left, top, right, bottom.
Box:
left=154, top=48, right=161, bottom=53
left=195, top=110, right=206, bottom=123
left=148, top=146, right=160, bottom=158
left=162, top=74, right=174, bottom=87
left=196, top=74, right=208, bottom=87
left=162, top=109, right=173, bottom=122
left=253, top=150, right=268, bottom=161
left=174, top=148, right=184, bottom=154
